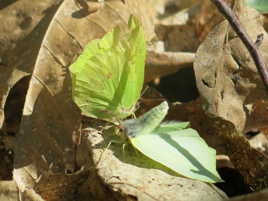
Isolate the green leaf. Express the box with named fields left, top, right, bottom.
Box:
left=246, top=0, right=268, bottom=13
left=123, top=102, right=223, bottom=183
left=70, top=16, right=146, bottom=122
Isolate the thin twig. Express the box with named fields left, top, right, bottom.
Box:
left=211, top=0, right=268, bottom=91
left=146, top=51, right=195, bottom=67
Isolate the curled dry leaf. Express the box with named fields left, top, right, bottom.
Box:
left=192, top=0, right=234, bottom=41
left=0, top=0, right=62, bottom=131
left=194, top=0, right=268, bottom=132
left=194, top=0, right=268, bottom=190
left=13, top=0, right=155, bottom=200
left=154, top=0, right=235, bottom=52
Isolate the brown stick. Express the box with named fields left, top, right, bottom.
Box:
left=211, top=0, right=268, bottom=91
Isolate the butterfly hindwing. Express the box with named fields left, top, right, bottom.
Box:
left=123, top=101, right=222, bottom=183
left=130, top=127, right=222, bottom=183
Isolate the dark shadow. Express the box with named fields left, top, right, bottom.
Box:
left=0, top=0, right=18, bottom=9
left=0, top=142, right=13, bottom=180
left=71, top=0, right=101, bottom=19
left=4, top=76, right=31, bottom=135
left=157, top=1, right=180, bottom=19
left=151, top=66, right=199, bottom=102
left=42, top=1, right=63, bottom=15
left=72, top=9, right=91, bottom=18
left=216, top=167, right=252, bottom=197
left=245, top=130, right=260, bottom=139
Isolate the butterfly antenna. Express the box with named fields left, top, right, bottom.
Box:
left=97, top=137, right=124, bottom=167
left=132, top=112, right=137, bottom=119
left=96, top=140, right=112, bottom=168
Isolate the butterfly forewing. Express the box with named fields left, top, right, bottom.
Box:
left=113, top=17, right=146, bottom=119
left=70, top=16, right=146, bottom=122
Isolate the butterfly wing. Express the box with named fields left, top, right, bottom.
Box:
left=130, top=126, right=222, bottom=183
left=114, top=17, right=146, bottom=115
left=122, top=101, right=169, bottom=137
left=154, top=121, right=190, bottom=132
left=70, top=16, right=146, bottom=122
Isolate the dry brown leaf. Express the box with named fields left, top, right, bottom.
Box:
left=194, top=0, right=268, bottom=132
left=13, top=0, right=155, bottom=200
left=0, top=180, right=19, bottom=201
left=154, top=0, right=235, bottom=52
left=0, top=0, right=62, bottom=131
left=192, top=0, right=234, bottom=42
left=192, top=0, right=268, bottom=190
left=230, top=188, right=268, bottom=201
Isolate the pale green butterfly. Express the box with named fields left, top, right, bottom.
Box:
left=70, top=16, right=145, bottom=123
left=69, top=16, right=222, bottom=183
left=246, top=0, right=268, bottom=13
left=122, top=101, right=223, bottom=183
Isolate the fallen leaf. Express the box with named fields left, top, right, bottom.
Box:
left=13, top=0, right=155, bottom=200
left=194, top=0, right=268, bottom=132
